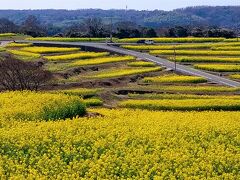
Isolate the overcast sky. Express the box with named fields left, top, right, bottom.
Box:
left=1, top=0, right=239, bottom=10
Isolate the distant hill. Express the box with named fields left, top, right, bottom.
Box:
left=0, top=6, right=239, bottom=29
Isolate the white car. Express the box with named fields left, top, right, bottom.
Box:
left=144, top=40, right=155, bottom=45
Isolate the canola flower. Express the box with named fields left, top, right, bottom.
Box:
left=44, top=52, right=109, bottom=61
left=127, top=61, right=156, bottom=67
left=150, top=50, right=240, bottom=56
left=6, top=43, right=32, bottom=48
left=229, top=74, right=240, bottom=79
left=26, top=37, right=109, bottom=42
left=56, top=88, right=100, bottom=98
left=117, top=37, right=225, bottom=43
left=224, top=38, right=240, bottom=42
left=212, top=42, right=240, bottom=47
left=143, top=74, right=207, bottom=84
left=83, top=98, right=103, bottom=107
left=145, top=85, right=240, bottom=93
left=72, top=56, right=135, bottom=66
left=21, top=46, right=80, bottom=54
left=172, top=56, right=240, bottom=63
left=0, top=108, right=239, bottom=178
left=88, top=67, right=162, bottom=79
left=0, top=33, right=16, bottom=37
left=119, top=98, right=240, bottom=111
left=194, top=64, right=240, bottom=72
left=122, top=44, right=212, bottom=50
left=7, top=50, right=41, bottom=59
left=0, top=47, right=5, bottom=52
left=129, top=93, right=240, bottom=100
left=211, top=46, right=240, bottom=51
left=0, top=91, right=86, bottom=121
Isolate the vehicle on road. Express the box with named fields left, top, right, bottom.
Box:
left=137, top=39, right=155, bottom=45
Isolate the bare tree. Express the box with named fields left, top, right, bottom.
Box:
left=0, top=55, right=52, bottom=91
left=21, top=15, right=46, bottom=37
left=82, top=18, right=104, bottom=37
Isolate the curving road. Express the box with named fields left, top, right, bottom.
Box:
left=17, top=40, right=240, bottom=87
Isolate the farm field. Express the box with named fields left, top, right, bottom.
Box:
left=1, top=37, right=240, bottom=178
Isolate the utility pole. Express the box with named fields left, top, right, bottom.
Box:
left=110, top=17, right=113, bottom=43
left=174, top=46, right=177, bottom=71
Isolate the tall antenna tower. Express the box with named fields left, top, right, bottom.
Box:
left=125, top=0, right=128, bottom=13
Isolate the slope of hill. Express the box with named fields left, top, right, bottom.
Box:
left=0, top=6, right=239, bottom=28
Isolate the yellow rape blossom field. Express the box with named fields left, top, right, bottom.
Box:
left=72, top=56, right=135, bottom=66
left=194, top=64, right=240, bottom=72
left=0, top=91, right=86, bottom=122
left=0, top=108, right=239, bottom=179
left=143, top=74, right=207, bottom=84
left=44, top=52, right=109, bottom=61
left=21, top=46, right=80, bottom=54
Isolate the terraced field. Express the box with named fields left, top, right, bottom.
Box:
left=1, top=37, right=240, bottom=179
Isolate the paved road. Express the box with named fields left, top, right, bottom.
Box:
left=0, top=41, right=11, bottom=47
left=18, top=40, right=240, bottom=87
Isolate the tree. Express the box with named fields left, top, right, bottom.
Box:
left=144, top=28, right=157, bottom=38
left=21, top=15, right=46, bottom=37
left=82, top=18, right=104, bottom=37
left=0, top=18, right=19, bottom=33
left=191, top=28, right=204, bottom=37
left=0, top=55, right=52, bottom=91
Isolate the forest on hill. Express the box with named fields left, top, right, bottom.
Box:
left=0, top=6, right=239, bottom=29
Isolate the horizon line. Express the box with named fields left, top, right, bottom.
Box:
left=0, top=5, right=239, bottom=11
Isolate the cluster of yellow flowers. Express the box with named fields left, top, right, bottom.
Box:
left=21, top=46, right=80, bottom=54
left=120, top=98, right=240, bottom=111
left=88, top=67, right=162, bottom=79
left=0, top=33, right=16, bottom=37
left=150, top=50, right=240, bottom=56
left=229, top=74, right=240, bottom=79
left=0, top=91, right=86, bottom=122
left=26, top=37, right=108, bottom=42
left=0, top=108, right=239, bottom=178
left=211, top=46, right=240, bottom=51
left=6, top=43, right=32, bottom=48
left=44, top=52, right=109, bottom=61
left=194, top=64, right=240, bottom=72
left=122, top=44, right=212, bottom=50
left=171, top=56, right=240, bottom=63
left=56, top=88, right=100, bottom=98
left=127, top=61, right=156, bottom=67
left=143, top=74, right=207, bottom=84
left=7, top=50, right=41, bottom=59
left=129, top=93, right=240, bottom=100
left=146, top=85, right=240, bottom=93
left=72, top=56, right=135, bottom=67
left=117, top=37, right=225, bottom=43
